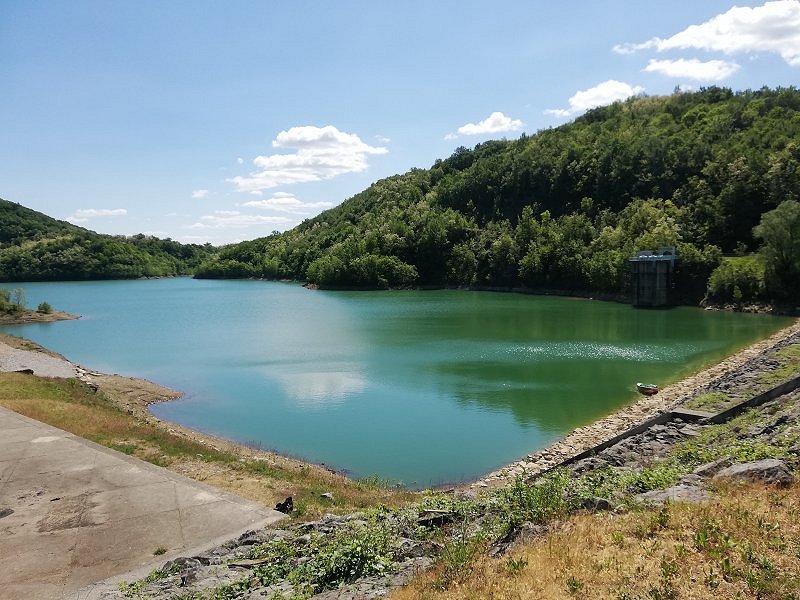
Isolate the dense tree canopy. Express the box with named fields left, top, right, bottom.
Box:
left=754, top=199, right=800, bottom=301
left=5, top=87, right=800, bottom=305
left=0, top=200, right=215, bottom=281
left=197, top=87, right=800, bottom=303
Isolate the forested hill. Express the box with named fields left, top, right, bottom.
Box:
left=0, top=200, right=215, bottom=281
left=196, top=87, right=800, bottom=304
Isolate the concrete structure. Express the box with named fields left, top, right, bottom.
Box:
left=629, top=247, right=677, bottom=307
left=0, top=406, right=285, bottom=600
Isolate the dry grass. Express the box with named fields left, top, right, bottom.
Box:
left=0, top=372, right=415, bottom=518
left=392, top=482, right=800, bottom=600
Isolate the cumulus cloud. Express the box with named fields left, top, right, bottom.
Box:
left=241, top=192, right=333, bottom=215
left=614, top=0, right=800, bottom=66
left=186, top=211, right=292, bottom=230
left=546, top=80, right=644, bottom=117
left=228, top=125, right=387, bottom=193
left=191, top=189, right=209, bottom=199
left=67, top=208, right=127, bottom=223
left=452, top=111, right=524, bottom=137
left=644, top=58, right=740, bottom=80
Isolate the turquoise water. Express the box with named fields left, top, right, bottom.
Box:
left=1, top=278, right=790, bottom=487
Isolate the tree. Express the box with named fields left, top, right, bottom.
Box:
left=753, top=199, right=800, bottom=300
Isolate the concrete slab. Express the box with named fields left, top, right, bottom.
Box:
left=0, top=405, right=286, bottom=600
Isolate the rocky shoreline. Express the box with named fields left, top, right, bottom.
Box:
left=470, top=320, right=800, bottom=490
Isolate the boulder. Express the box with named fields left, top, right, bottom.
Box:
left=692, top=457, right=733, bottom=478
left=713, top=459, right=794, bottom=486
left=637, top=484, right=710, bottom=505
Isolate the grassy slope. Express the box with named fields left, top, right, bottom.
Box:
left=392, top=482, right=800, bottom=599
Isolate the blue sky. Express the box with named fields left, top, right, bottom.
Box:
left=2, top=1, right=799, bottom=245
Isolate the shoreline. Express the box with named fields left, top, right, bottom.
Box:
left=0, top=332, right=354, bottom=488
left=468, top=317, right=800, bottom=490
left=0, top=309, right=79, bottom=325
left=2, top=318, right=799, bottom=492
left=80, top=370, right=356, bottom=485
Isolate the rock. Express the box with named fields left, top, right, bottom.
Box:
left=713, top=459, right=795, bottom=486
left=417, top=509, right=453, bottom=528
left=678, top=473, right=704, bottom=488
left=320, top=492, right=334, bottom=500
left=570, top=456, right=607, bottom=474
left=638, top=484, right=710, bottom=505
left=0, top=508, right=13, bottom=519
left=233, top=530, right=262, bottom=547
left=678, top=425, right=703, bottom=437
left=581, top=497, right=615, bottom=512
left=395, top=538, right=429, bottom=559
left=692, top=457, right=733, bottom=478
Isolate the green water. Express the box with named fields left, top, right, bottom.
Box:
left=1, top=279, right=790, bottom=487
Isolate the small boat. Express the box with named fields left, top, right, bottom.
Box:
left=637, top=382, right=659, bottom=395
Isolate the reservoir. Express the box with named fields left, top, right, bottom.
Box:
left=0, top=278, right=791, bottom=487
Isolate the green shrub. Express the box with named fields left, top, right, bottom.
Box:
left=36, top=301, right=53, bottom=314
left=706, top=256, right=765, bottom=304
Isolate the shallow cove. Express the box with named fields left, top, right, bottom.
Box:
left=1, top=278, right=791, bottom=488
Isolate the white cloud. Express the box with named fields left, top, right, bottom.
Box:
left=375, top=134, right=391, bottom=143
left=454, top=111, right=524, bottom=136
left=186, top=212, right=292, bottom=230
left=237, top=157, right=244, bottom=164
left=74, top=208, right=127, bottom=217
left=228, top=125, right=387, bottom=193
left=614, top=0, right=800, bottom=66
left=644, top=58, right=740, bottom=81
left=546, top=80, right=644, bottom=117
left=191, top=189, right=209, bottom=199
left=241, top=192, right=333, bottom=215
left=67, top=208, right=127, bottom=223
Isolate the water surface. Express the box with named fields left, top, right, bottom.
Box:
left=1, top=279, right=790, bottom=487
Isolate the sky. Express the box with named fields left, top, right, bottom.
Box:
left=1, top=1, right=799, bottom=245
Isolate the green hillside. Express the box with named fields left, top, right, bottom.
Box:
left=196, top=87, right=800, bottom=304
left=0, top=200, right=216, bottom=281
